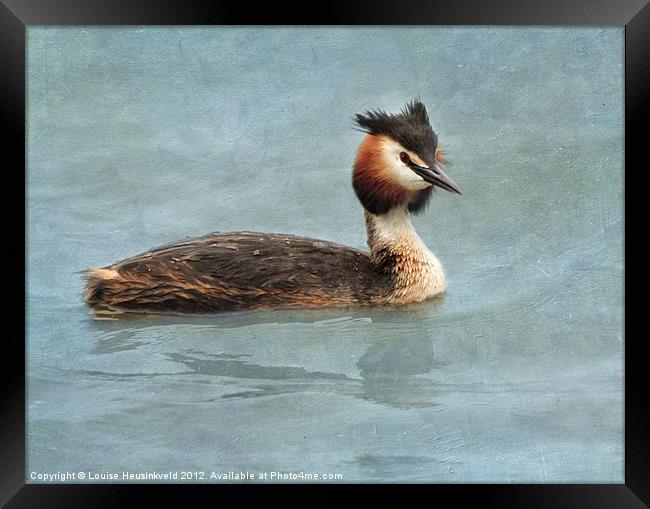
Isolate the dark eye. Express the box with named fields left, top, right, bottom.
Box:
left=399, top=151, right=411, bottom=164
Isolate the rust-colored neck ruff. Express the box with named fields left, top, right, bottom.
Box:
left=365, top=206, right=446, bottom=303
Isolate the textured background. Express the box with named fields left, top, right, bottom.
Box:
left=27, top=27, right=623, bottom=482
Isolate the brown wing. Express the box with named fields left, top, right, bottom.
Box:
left=84, top=232, right=394, bottom=313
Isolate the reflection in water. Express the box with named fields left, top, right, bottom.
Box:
left=85, top=300, right=446, bottom=409
left=166, top=350, right=356, bottom=402
left=358, top=336, right=444, bottom=409
left=87, top=295, right=446, bottom=334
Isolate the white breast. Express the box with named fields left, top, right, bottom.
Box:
left=368, top=206, right=447, bottom=303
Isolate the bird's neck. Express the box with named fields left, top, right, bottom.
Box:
left=365, top=205, right=429, bottom=260
left=364, top=206, right=446, bottom=302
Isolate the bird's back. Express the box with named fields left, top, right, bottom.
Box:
left=84, top=231, right=394, bottom=314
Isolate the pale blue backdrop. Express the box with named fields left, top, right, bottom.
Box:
left=27, top=27, right=623, bottom=483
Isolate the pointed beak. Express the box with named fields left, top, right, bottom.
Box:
left=409, top=162, right=462, bottom=195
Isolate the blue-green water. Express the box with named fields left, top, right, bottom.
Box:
left=27, top=27, right=624, bottom=483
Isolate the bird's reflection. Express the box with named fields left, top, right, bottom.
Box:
left=357, top=334, right=444, bottom=408
left=85, top=297, right=445, bottom=409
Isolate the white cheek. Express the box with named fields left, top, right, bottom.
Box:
left=380, top=139, right=433, bottom=191
left=399, top=170, right=432, bottom=190
left=388, top=158, right=432, bottom=191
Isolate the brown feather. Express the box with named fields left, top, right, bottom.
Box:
left=84, top=232, right=397, bottom=314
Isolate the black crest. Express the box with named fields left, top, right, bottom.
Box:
left=354, top=99, right=439, bottom=166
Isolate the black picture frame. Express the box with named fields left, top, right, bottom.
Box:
left=3, top=0, right=648, bottom=506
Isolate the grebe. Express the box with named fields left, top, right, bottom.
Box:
left=84, top=100, right=461, bottom=314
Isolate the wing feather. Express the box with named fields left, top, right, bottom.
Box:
left=86, top=232, right=393, bottom=313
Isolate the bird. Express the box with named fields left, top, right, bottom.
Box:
left=83, top=99, right=461, bottom=315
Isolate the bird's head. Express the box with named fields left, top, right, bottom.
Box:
left=352, top=99, right=461, bottom=215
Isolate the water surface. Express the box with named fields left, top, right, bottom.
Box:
left=27, top=27, right=624, bottom=482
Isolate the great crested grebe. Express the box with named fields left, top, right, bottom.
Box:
left=84, top=100, right=461, bottom=314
